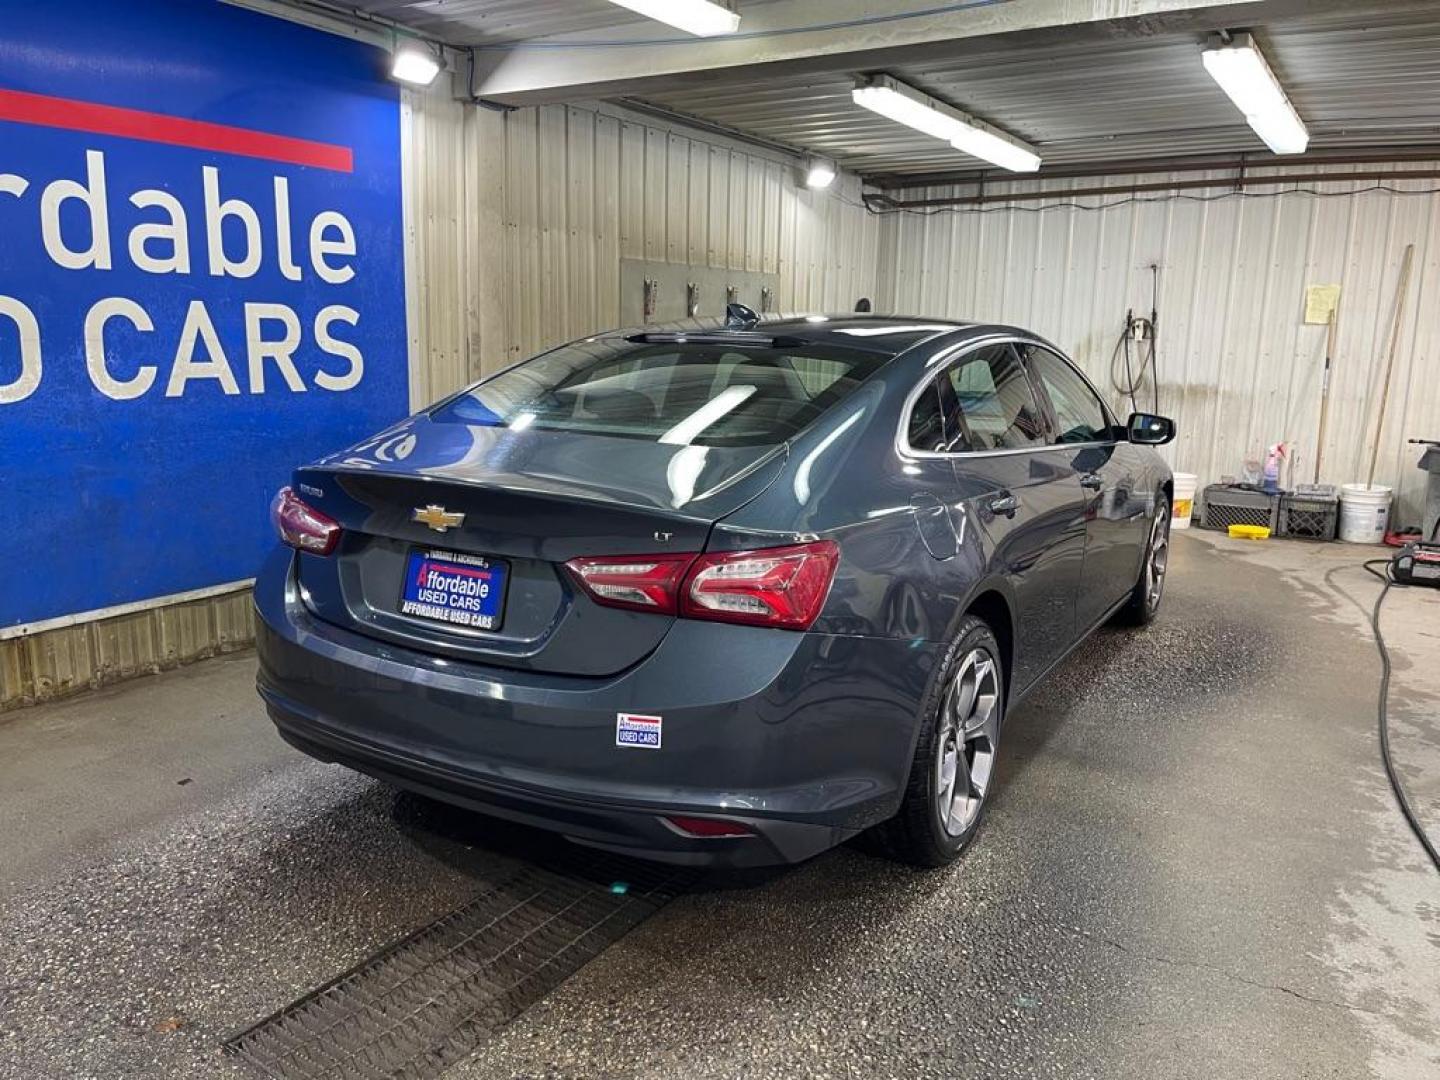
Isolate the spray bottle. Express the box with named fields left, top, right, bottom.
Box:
left=1263, top=442, right=1287, bottom=494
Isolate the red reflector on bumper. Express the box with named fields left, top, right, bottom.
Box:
left=663, top=815, right=755, bottom=839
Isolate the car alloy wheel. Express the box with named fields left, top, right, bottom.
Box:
left=1144, top=503, right=1170, bottom=613
left=934, top=646, right=1001, bottom=837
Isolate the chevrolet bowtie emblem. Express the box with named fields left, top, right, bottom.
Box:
left=412, top=505, right=465, bottom=533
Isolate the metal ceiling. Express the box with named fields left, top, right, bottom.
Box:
left=337, top=0, right=787, bottom=46
left=332, top=0, right=647, bottom=44
left=334, top=0, right=1440, bottom=179
left=637, top=4, right=1440, bottom=178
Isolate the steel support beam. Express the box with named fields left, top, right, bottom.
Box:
left=866, top=167, right=1440, bottom=210
left=866, top=148, right=1440, bottom=190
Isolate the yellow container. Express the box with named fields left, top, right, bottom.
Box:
left=1228, top=524, right=1271, bottom=540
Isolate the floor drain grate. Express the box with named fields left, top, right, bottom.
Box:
left=224, top=854, right=690, bottom=1079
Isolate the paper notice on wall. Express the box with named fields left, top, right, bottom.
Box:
left=1304, top=284, right=1341, bottom=325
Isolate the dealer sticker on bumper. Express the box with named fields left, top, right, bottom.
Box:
left=616, top=713, right=662, bottom=749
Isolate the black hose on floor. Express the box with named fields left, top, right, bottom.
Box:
left=1363, top=557, right=1440, bottom=874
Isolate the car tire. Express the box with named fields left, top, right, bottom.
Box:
left=871, top=614, right=1005, bottom=868
left=1115, top=494, right=1171, bottom=627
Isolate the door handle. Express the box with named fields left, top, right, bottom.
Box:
left=1079, top=472, right=1104, bottom=490
left=986, top=491, right=1019, bottom=517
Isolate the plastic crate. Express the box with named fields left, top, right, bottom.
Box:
left=1279, top=484, right=1339, bottom=540
left=1201, top=484, right=1279, bottom=533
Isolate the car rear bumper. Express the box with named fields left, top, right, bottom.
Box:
left=254, top=546, right=936, bottom=867
left=264, top=700, right=849, bottom=867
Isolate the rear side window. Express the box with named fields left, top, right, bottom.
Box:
left=434, top=338, right=889, bottom=447
left=943, top=344, right=1051, bottom=451
left=906, top=383, right=947, bottom=452
left=1021, top=344, right=1111, bottom=444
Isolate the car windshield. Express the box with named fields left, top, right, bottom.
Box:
left=433, top=336, right=890, bottom=447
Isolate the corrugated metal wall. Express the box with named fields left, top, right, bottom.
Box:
left=403, top=92, right=882, bottom=401
left=402, top=89, right=494, bottom=408
left=877, top=168, right=1440, bottom=525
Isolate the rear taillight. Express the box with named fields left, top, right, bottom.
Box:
left=682, top=540, right=839, bottom=630
left=270, top=486, right=341, bottom=556
left=564, top=553, right=696, bottom=614
left=567, top=541, right=839, bottom=630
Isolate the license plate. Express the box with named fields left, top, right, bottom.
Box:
left=399, top=549, right=508, bottom=631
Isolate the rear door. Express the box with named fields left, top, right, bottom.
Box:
left=939, top=342, right=1087, bottom=692
left=1019, top=343, right=1149, bottom=631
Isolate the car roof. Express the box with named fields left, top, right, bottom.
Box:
left=604, top=313, right=978, bottom=357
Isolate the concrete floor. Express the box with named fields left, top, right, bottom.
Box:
left=1, top=531, right=1437, bottom=1079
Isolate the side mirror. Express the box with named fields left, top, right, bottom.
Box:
left=1127, top=412, right=1175, bottom=445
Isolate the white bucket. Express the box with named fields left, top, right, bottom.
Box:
left=1172, top=472, right=1198, bottom=530
left=1339, top=484, right=1392, bottom=544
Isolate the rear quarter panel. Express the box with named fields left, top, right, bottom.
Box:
left=713, top=351, right=995, bottom=646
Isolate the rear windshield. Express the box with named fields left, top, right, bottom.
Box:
left=433, top=337, right=890, bottom=447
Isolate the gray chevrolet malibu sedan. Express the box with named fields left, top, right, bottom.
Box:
left=255, top=313, right=1174, bottom=868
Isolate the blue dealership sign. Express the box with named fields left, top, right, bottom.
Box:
left=0, top=0, right=408, bottom=629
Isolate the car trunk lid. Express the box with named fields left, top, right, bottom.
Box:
left=290, top=415, right=785, bottom=676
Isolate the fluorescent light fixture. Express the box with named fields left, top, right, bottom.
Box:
left=606, top=0, right=741, bottom=37
left=391, top=43, right=441, bottom=86
left=804, top=157, right=837, bottom=189
left=1202, top=33, right=1308, bottom=155
left=852, top=77, right=964, bottom=141
left=851, top=75, right=1041, bottom=173
left=951, top=126, right=1040, bottom=173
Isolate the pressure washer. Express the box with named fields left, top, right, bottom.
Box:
left=1386, top=439, right=1440, bottom=589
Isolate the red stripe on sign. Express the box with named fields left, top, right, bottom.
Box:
left=0, top=88, right=353, bottom=173
left=430, top=565, right=492, bottom=580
